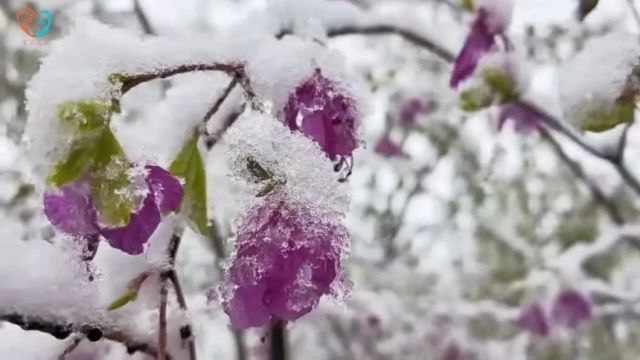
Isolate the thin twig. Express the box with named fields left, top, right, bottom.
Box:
left=133, top=0, right=155, bottom=35
left=58, top=334, right=83, bottom=359
left=168, top=270, right=197, bottom=360
left=539, top=128, right=624, bottom=224
left=327, top=25, right=455, bottom=63
left=117, top=63, right=247, bottom=97
left=203, top=77, right=239, bottom=130
left=158, top=278, right=169, bottom=360
left=626, top=0, right=640, bottom=32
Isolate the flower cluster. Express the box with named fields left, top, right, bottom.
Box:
left=283, top=70, right=359, bottom=162
left=44, top=165, right=183, bottom=255
left=220, top=199, right=348, bottom=329
left=517, top=288, right=592, bottom=337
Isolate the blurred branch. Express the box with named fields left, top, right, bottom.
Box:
left=626, top=0, right=640, bottom=32
left=158, top=277, right=169, bottom=360
left=58, top=334, right=83, bottom=359
left=326, top=22, right=640, bottom=198
left=539, top=128, right=624, bottom=225
left=327, top=25, right=455, bottom=63
left=133, top=0, right=155, bottom=35
left=162, top=232, right=197, bottom=360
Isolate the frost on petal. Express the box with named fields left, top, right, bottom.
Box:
left=374, top=137, right=407, bottom=158
left=497, top=103, right=542, bottom=134
left=100, top=194, right=161, bottom=255
left=560, top=33, right=640, bottom=132
left=517, top=303, right=549, bottom=337
left=551, top=289, right=592, bottom=327
left=450, top=10, right=497, bottom=88
left=43, top=179, right=98, bottom=237
left=283, top=70, right=359, bottom=160
left=145, top=165, right=184, bottom=213
left=226, top=112, right=350, bottom=215
left=221, top=199, right=349, bottom=329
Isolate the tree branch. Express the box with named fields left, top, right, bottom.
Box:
left=133, top=0, right=155, bottom=35
left=325, top=23, right=640, bottom=198
left=539, top=127, right=624, bottom=224
left=203, top=77, right=239, bottom=124
left=1, top=314, right=159, bottom=357
left=327, top=25, right=455, bottom=63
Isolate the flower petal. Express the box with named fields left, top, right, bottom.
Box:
left=100, top=193, right=161, bottom=255
left=450, top=9, right=497, bottom=88
left=498, top=103, right=542, bottom=134
left=283, top=71, right=358, bottom=160
left=145, top=165, right=184, bottom=213
left=551, top=289, right=592, bottom=327
left=43, top=179, right=99, bottom=236
left=374, top=137, right=407, bottom=158
left=517, top=303, right=549, bottom=337
left=221, top=200, right=348, bottom=329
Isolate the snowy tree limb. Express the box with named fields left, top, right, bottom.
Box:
left=0, top=314, right=161, bottom=358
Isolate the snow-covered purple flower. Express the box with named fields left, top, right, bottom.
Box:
left=497, top=103, right=543, bottom=133
left=517, top=303, right=549, bottom=337
left=43, top=165, right=183, bottom=255
left=450, top=1, right=513, bottom=88
left=221, top=199, right=349, bottom=329
left=374, top=137, right=407, bottom=158
left=283, top=70, right=359, bottom=161
left=551, top=289, right=592, bottom=327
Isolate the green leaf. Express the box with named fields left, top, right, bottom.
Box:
left=48, top=142, right=97, bottom=187
left=107, top=289, right=139, bottom=311
left=581, top=102, right=634, bottom=132
left=170, top=134, right=209, bottom=235
left=482, top=68, right=519, bottom=103
left=90, top=128, right=133, bottom=227
left=58, top=100, right=112, bottom=134
left=459, top=87, right=493, bottom=112
left=48, top=100, right=115, bottom=187
left=461, top=0, right=474, bottom=11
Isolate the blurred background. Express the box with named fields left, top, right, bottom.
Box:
left=3, top=0, right=640, bottom=359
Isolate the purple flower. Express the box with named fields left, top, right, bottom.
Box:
left=373, top=137, right=407, bottom=158
left=398, top=98, right=435, bottom=125
left=221, top=199, right=349, bottom=329
left=551, top=289, right=592, bottom=327
left=44, top=178, right=98, bottom=236
left=283, top=70, right=358, bottom=161
left=497, top=103, right=543, bottom=133
left=440, top=342, right=475, bottom=360
left=517, top=303, right=549, bottom=337
left=43, top=165, right=183, bottom=255
left=450, top=7, right=510, bottom=88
